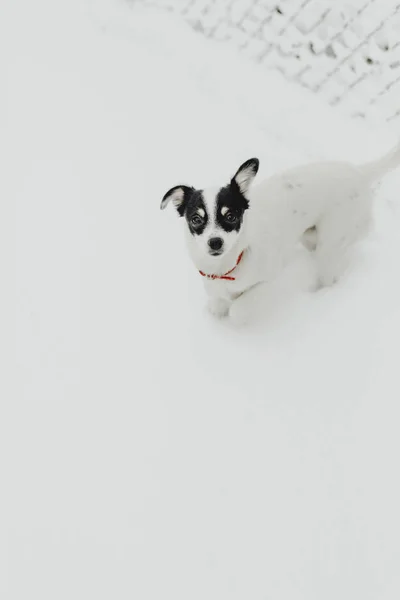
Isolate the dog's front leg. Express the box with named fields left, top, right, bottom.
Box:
left=204, top=281, right=233, bottom=318
left=206, top=295, right=231, bottom=318
left=229, top=283, right=264, bottom=326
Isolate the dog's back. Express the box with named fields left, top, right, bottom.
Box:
left=247, top=142, right=400, bottom=287
left=249, top=140, right=400, bottom=241
left=249, top=161, right=368, bottom=242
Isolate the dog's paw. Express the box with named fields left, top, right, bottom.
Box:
left=308, top=276, right=322, bottom=293
left=317, top=273, right=340, bottom=289
left=207, top=297, right=230, bottom=319
left=229, top=301, right=250, bottom=327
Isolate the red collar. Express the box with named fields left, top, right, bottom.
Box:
left=199, top=251, right=244, bottom=282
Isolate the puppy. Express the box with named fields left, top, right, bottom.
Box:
left=161, top=143, right=400, bottom=320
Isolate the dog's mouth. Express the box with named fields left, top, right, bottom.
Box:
left=209, top=250, right=223, bottom=257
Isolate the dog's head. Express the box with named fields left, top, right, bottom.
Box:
left=160, top=158, right=259, bottom=267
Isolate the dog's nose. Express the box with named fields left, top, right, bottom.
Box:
left=208, top=237, right=223, bottom=252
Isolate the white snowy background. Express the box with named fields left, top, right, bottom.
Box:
left=133, top=0, right=400, bottom=123
left=7, top=0, right=400, bottom=598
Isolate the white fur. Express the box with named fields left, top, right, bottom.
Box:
left=193, top=143, right=400, bottom=321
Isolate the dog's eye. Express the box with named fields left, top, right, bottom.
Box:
left=190, top=214, right=203, bottom=227
left=225, top=211, right=238, bottom=223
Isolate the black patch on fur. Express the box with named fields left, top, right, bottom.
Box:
left=216, top=180, right=249, bottom=232
left=161, top=185, right=195, bottom=216
left=184, top=190, right=209, bottom=235
left=175, top=186, right=194, bottom=217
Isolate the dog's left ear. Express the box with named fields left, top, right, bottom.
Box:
left=160, top=185, right=194, bottom=217
left=232, top=158, right=259, bottom=195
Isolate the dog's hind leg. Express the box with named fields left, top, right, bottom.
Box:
left=315, top=197, right=372, bottom=288
left=316, top=245, right=351, bottom=288
left=315, top=218, right=353, bottom=288
left=302, top=226, right=317, bottom=252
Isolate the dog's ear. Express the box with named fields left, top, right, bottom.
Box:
left=160, top=185, right=195, bottom=216
left=232, top=158, right=259, bottom=195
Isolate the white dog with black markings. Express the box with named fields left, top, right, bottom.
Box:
left=161, top=142, right=400, bottom=322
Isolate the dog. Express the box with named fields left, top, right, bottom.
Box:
left=161, top=142, right=400, bottom=321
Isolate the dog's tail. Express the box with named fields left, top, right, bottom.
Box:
left=359, top=139, right=400, bottom=183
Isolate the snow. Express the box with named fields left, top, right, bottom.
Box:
left=7, top=0, right=400, bottom=598
left=135, top=0, right=400, bottom=122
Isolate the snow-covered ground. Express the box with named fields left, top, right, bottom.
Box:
left=7, top=0, right=400, bottom=598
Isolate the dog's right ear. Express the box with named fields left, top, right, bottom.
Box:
left=160, top=185, right=195, bottom=217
